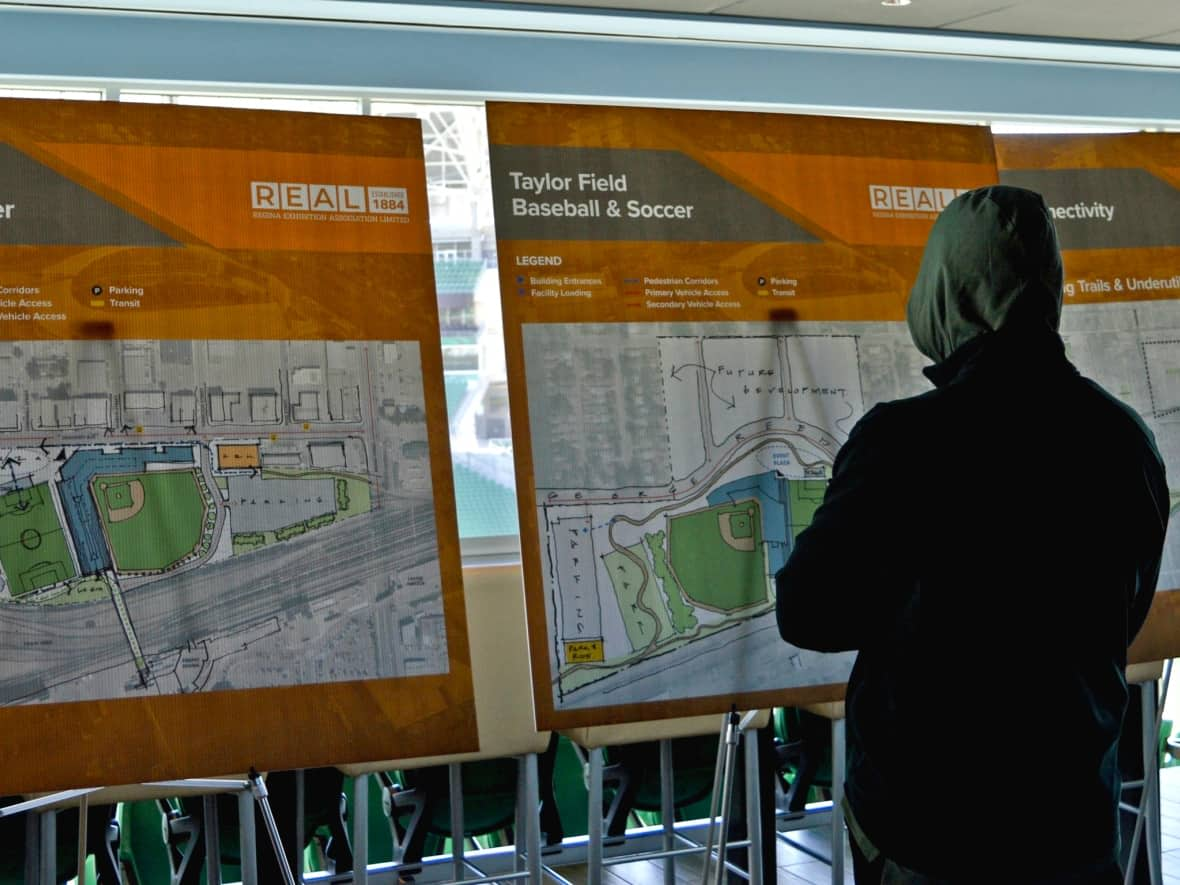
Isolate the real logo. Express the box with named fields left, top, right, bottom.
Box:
left=868, top=185, right=966, bottom=213
left=250, top=182, right=408, bottom=216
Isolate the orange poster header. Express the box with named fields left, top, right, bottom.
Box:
left=996, top=132, right=1180, bottom=308
left=0, top=98, right=434, bottom=340
left=487, top=102, right=998, bottom=326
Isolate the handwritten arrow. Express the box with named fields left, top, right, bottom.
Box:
left=670, top=363, right=736, bottom=409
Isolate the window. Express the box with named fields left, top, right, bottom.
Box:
left=0, top=87, right=102, bottom=101
left=119, top=92, right=362, bottom=115
left=8, top=84, right=1153, bottom=560
left=0, top=88, right=518, bottom=555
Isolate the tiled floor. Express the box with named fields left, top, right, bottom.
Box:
left=549, top=824, right=850, bottom=884
left=1159, top=766, right=1180, bottom=882
left=552, top=766, right=1180, bottom=884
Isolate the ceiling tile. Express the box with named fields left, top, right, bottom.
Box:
left=472, top=0, right=1180, bottom=44
left=487, top=0, right=729, bottom=13
left=718, top=0, right=1012, bottom=30
left=925, top=0, right=1180, bottom=41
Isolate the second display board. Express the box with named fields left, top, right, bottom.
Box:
left=486, top=102, right=999, bottom=728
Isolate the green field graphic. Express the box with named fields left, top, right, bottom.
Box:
left=0, top=483, right=76, bottom=596
left=95, top=470, right=209, bottom=573
left=644, top=530, right=697, bottom=634
left=604, top=543, right=676, bottom=652
left=668, top=500, right=767, bottom=612
left=788, top=479, right=827, bottom=540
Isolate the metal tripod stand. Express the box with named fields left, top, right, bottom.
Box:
left=700, top=708, right=762, bottom=885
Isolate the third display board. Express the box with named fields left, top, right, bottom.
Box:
left=996, top=133, right=1180, bottom=662
left=487, top=102, right=999, bottom=728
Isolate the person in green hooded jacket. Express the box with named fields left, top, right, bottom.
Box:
left=776, top=185, right=1169, bottom=883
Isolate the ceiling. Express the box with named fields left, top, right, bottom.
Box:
left=475, top=0, right=1180, bottom=46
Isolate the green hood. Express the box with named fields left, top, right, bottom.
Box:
left=906, top=185, right=1064, bottom=364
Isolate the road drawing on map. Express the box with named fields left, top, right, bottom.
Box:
left=525, top=311, right=1180, bottom=711
left=0, top=339, right=447, bottom=705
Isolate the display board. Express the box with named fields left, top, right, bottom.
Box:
left=996, top=134, right=1180, bottom=661
left=0, top=99, right=475, bottom=792
left=487, top=102, right=998, bottom=728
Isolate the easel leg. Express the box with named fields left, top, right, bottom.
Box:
left=660, top=739, right=674, bottom=885
left=76, top=794, right=88, bottom=885
left=40, top=807, right=56, bottom=885
left=515, top=760, right=526, bottom=875
left=525, top=753, right=542, bottom=884
left=23, top=809, right=39, bottom=885
left=700, top=714, right=730, bottom=885
left=239, top=788, right=258, bottom=885
left=203, top=796, right=222, bottom=885
left=353, top=774, right=369, bottom=885
left=743, top=728, right=763, bottom=885
left=1127, top=672, right=1169, bottom=885
left=712, top=715, right=740, bottom=885
left=830, top=718, right=846, bottom=885
left=1141, top=681, right=1162, bottom=885
left=295, top=770, right=306, bottom=881
left=449, top=762, right=465, bottom=883
left=588, top=747, right=604, bottom=885
left=249, top=771, right=297, bottom=885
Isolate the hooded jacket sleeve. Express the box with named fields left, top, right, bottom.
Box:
left=1128, top=436, right=1170, bottom=643
left=776, top=405, right=911, bottom=653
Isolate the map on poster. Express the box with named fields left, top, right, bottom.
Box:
left=487, top=102, right=1000, bottom=726
left=524, top=320, right=933, bottom=710
left=0, top=338, right=443, bottom=703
